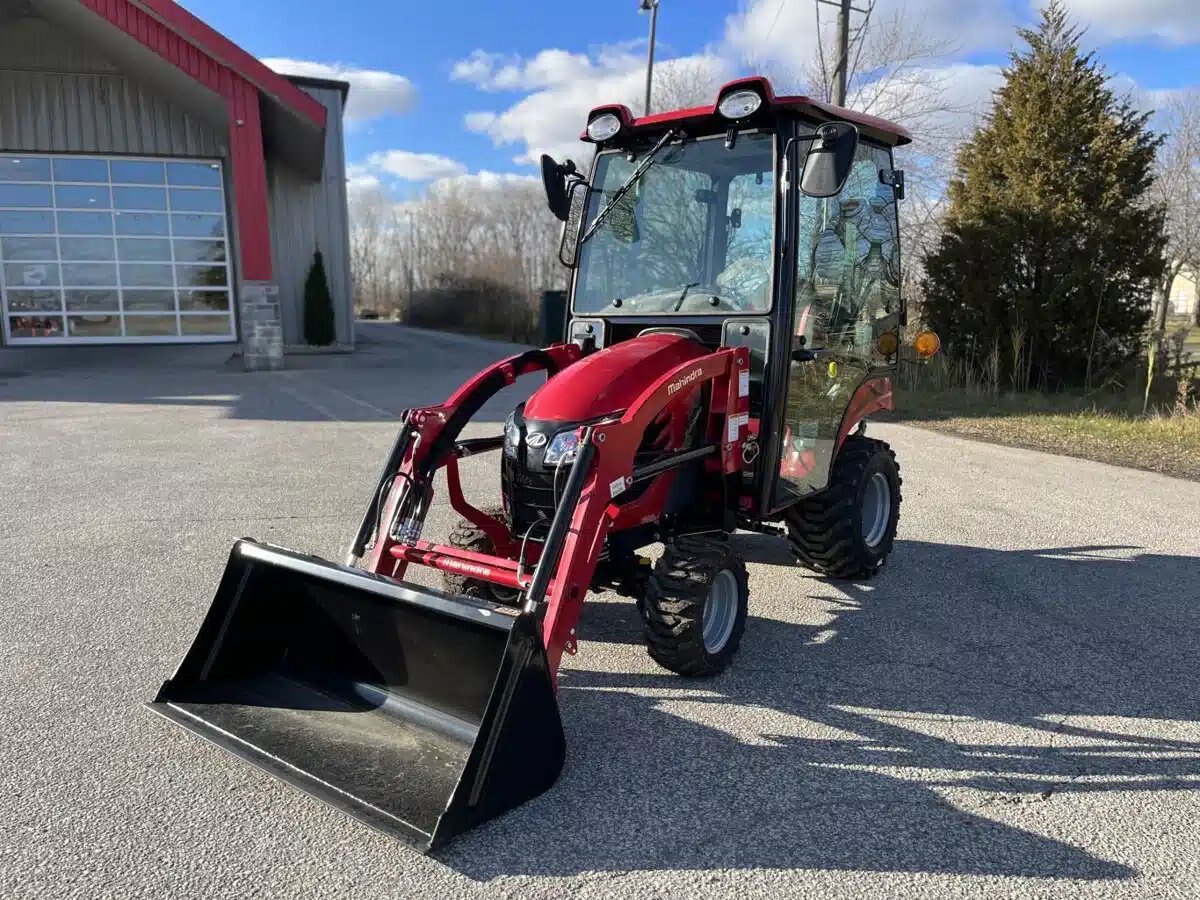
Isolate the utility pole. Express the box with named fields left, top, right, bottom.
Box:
left=817, top=0, right=873, bottom=107
left=833, top=0, right=851, bottom=106
left=640, top=0, right=660, bottom=116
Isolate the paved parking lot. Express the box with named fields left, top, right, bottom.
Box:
left=2, top=322, right=1199, bottom=899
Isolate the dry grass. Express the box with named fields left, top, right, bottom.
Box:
left=886, top=388, right=1200, bottom=481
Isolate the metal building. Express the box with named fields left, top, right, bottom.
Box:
left=0, top=0, right=353, bottom=368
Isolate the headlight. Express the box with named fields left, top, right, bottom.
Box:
left=718, top=89, right=763, bottom=120
left=503, top=412, right=520, bottom=459
left=543, top=430, right=580, bottom=466
left=586, top=112, right=622, bottom=142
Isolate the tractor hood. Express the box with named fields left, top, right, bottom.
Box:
left=524, top=332, right=709, bottom=423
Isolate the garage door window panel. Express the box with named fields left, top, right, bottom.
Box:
left=110, top=161, right=165, bottom=185
left=7, top=289, right=62, bottom=312
left=60, top=237, right=116, bottom=261
left=53, top=158, right=108, bottom=183
left=2, top=237, right=58, bottom=260
left=172, top=214, right=225, bottom=238
left=0, top=153, right=233, bottom=344
left=0, top=184, right=53, bottom=207
left=0, top=158, right=51, bottom=182
left=65, top=289, right=120, bottom=312
left=123, top=289, right=176, bottom=312
left=55, top=184, right=112, bottom=209
left=67, top=315, right=121, bottom=338
left=58, top=211, right=113, bottom=235
left=8, top=315, right=63, bottom=337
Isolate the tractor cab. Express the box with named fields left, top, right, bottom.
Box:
left=541, top=76, right=911, bottom=516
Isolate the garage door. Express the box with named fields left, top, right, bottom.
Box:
left=0, top=154, right=235, bottom=345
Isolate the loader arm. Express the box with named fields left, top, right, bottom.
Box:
left=364, top=343, right=750, bottom=677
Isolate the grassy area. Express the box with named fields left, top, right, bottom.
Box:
left=884, top=388, right=1200, bottom=481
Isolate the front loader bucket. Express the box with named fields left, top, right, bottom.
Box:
left=148, top=539, right=565, bottom=852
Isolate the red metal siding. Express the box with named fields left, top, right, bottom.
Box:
left=80, top=0, right=277, bottom=280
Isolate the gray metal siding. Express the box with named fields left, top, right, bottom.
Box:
left=0, top=70, right=226, bottom=157
left=0, top=10, right=117, bottom=74
left=267, top=83, right=353, bottom=346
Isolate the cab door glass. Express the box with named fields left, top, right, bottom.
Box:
left=775, top=143, right=901, bottom=505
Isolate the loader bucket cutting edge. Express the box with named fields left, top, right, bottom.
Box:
left=148, top=539, right=565, bottom=852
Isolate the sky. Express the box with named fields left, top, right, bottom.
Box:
left=180, top=0, right=1200, bottom=198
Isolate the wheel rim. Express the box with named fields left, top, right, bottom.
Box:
left=702, top=569, right=739, bottom=654
left=861, top=471, right=892, bottom=548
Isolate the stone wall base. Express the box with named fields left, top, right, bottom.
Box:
left=240, top=281, right=283, bottom=371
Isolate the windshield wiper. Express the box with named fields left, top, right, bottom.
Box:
left=671, top=282, right=702, bottom=312
left=581, top=129, right=680, bottom=245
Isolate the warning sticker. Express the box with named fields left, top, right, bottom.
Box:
left=609, top=477, right=627, bottom=499
left=738, top=370, right=750, bottom=398
left=726, top=413, right=749, bottom=443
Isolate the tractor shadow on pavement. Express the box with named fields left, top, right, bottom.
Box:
left=442, top=537, right=1200, bottom=881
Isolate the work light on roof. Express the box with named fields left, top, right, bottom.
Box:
left=718, top=89, right=763, bottom=120
left=587, top=113, right=623, bottom=142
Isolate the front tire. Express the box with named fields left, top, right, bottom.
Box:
left=443, top=507, right=520, bottom=604
left=784, top=436, right=901, bottom=579
left=642, top=535, right=749, bottom=676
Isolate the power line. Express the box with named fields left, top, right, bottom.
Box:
left=815, top=0, right=874, bottom=105
left=763, top=0, right=788, bottom=47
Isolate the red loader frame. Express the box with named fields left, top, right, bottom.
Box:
left=350, top=342, right=751, bottom=680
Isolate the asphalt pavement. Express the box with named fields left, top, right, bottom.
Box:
left=2, top=322, right=1199, bottom=899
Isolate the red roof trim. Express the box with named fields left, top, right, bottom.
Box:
left=776, top=95, right=913, bottom=144
left=581, top=76, right=911, bottom=146
left=129, top=0, right=326, bottom=129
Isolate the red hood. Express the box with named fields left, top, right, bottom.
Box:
left=524, top=332, right=708, bottom=422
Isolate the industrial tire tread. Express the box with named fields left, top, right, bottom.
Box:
left=784, top=436, right=902, bottom=580
left=443, top=506, right=520, bottom=604
left=641, top=534, right=748, bottom=677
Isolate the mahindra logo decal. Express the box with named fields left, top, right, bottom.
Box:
left=667, top=367, right=704, bottom=396
left=526, top=433, right=548, bottom=448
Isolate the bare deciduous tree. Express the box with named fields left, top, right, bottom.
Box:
left=1152, top=90, right=1200, bottom=329
left=745, top=9, right=983, bottom=311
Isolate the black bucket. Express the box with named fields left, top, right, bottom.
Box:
left=148, top=539, right=565, bottom=852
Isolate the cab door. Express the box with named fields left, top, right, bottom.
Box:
left=773, top=141, right=901, bottom=507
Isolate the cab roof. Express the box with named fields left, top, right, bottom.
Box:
left=582, top=76, right=912, bottom=148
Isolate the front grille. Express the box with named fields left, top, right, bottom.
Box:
left=502, top=456, right=560, bottom=536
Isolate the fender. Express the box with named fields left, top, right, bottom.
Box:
left=834, top=375, right=894, bottom=454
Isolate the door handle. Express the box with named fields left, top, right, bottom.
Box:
left=791, top=348, right=836, bottom=362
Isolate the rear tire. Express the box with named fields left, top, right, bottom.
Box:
left=784, top=435, right=901, bottom=579
left=443, top=507, right=520, bottom=605
left=642, top=535, right=748, bottom=676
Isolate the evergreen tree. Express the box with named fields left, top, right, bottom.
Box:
left=303, top=249, right=336, bottom=346
left=922, top=2, right=1166, bottom=388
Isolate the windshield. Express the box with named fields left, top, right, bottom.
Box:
left=573, top=132, right=775, bottom=315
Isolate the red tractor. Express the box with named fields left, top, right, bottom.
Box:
left=149, top=77, right=937, bottom=852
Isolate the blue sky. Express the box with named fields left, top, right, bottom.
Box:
left=182, top=0, right=1200, bottom=196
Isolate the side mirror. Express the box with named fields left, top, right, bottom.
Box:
left=558, top=179, right=591, bottom=268
left=540, top=154, right=577, bottom=222
left=800, top=122, right=859, bottom=199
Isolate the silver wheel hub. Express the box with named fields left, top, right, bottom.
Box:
left=702, top=569, right=739, bottom=654
left=861, top=470, right=892, bottom=548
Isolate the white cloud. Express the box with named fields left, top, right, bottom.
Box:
left=345, top=163, right=383, bottom=196
left=262, top=58, right=416, bottom=123
left=457, top=44, right=732, bottom=164
left=365, top=150, right=467, bottom=182
left=1061, top=0, right=1200, bottom=44
left=429, top=170, right=541, bottom=195
left=452, top=48, right=596, bottom=92
left=723, top=0, right=1017, bottom=73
